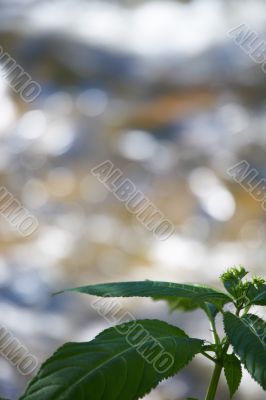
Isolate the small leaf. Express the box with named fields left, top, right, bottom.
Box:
left=200, top=302, right=219, bottom=319
left=58, top=281, right=232, bottom=309
left=153, top=296, right=199, bottom=312
left=153, top=297, right=220, bottom=319
left=223, top=354, right=242, bottom=398
left=224, top=312, right=266, bottom=389
left=20, top=320, right=203, bottom=400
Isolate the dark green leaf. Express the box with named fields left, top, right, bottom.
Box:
left=242, top=314, right=266, bottom=347
left=20, top=320, right=203, bottom=400
left=58, top=281, right=232, bottom=309
left=224, top=312, right=266, bottom=389
left=223, top=354, right=242, bottom=398
left=247, top=283, right=266, bottom=306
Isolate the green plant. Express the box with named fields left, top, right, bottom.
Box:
left=18, top=266, right=266, bottom=400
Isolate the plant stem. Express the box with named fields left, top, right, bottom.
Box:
left=210, top=318, right=220, bottom=346
left=204, top=337, right=230, bottom=400
left=204, top=362, right=223, bottom=400
left=201, top=351, right=216, bottom=363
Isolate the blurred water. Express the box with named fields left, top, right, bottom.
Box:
left=0, top=0, right=266, bottom=399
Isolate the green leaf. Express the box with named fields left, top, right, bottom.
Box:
left=58, top=281, right=232, bottom=309
left=247, top=283, right=266, bottom=306
left=223, top=354, right=242, bottom=398
left=153, top=296, right=199, bottom=312
left=153, top=297, right=219, bottom=317
left=200, top=302, right=219, bottom=319
left=224, top=312, right=266, bottom=389
left=242, top=314, right=266, bottom=347
left=20, top=320, right=203, bottom=400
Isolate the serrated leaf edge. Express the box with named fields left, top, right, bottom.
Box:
left=223, top=313, right=266, bottom=390
left=223, top=354, right=242, bottom=398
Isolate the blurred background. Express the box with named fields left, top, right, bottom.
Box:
left=0, top=0, right=266, bottom=398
